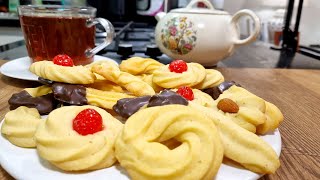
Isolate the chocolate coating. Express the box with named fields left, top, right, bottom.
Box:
left=147, top=90, right=188, bottom=107
left=202, top=87, right=222, bottom=100
left=113, top=96, right=151, bottom=119
left=113, top=90, right=188, bottom=119
left=8, top=90, right=55, bottom=115
left=218, top=81, right=241, bottom=92
left=202, top=81, right=241, bottom=100
left=38, top=77, right=54, bottom=85
left=52, top=83, right=87, bottom=105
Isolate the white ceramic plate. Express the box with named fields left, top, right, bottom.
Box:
left=0, top=56, right=116, bottom=81
left=0, top=118, right=281, bottom=180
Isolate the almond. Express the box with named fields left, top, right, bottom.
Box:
left=217, top=98, right=239, bottom=113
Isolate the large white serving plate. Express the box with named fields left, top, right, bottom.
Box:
left=0, top=118, right=281, bottom=180
left=0, top=56, right=116, bottom=81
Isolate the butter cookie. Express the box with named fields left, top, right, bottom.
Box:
left=1, top=106, right=42, bottom=148
left=35, top=105, right=123, bottom=171
left=30, top=61, right=96, bottom=84
left=153, top=62, right=206, bottom=88
left=91, top=61, right=155, bottom=96
left=115, top=105, right=223, bottom=180
left=119, top=57, right=164, bottom=75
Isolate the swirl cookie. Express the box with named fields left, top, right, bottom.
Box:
left=193, top=69, right=225, bottom=89
left=119, top=57, right=164, bottom=75
left=35, top=105, right=123, bottom=171
left=189, top=102, right=280, bottom=174
left=1, top=106, right=42, bottom=148
left=115, top=105, right=223, bottom=180
left=91, top=61, right=155, bottom=96
left=29, top=61, right=96, bottom=84
left=152, top=60, right=206, bottom=88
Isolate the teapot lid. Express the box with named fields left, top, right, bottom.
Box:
left=170, top=0, right=228, bottom=15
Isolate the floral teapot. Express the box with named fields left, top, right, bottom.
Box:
left=155, top=0, right=261, bottom=66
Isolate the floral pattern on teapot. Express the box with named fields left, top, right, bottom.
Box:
left=160, top=16, right=197, bottom=55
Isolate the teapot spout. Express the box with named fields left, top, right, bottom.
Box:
left=155, top=12, right=166, bottom=21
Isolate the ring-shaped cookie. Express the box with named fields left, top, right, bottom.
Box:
left=115, top=105, right=223, bottom=180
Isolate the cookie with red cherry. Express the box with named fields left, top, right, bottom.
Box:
left=35, top=105, right=123, bottom=171
left=29, top=54, right=96, bottom=84
left=152, top=60, right=206, bottom=88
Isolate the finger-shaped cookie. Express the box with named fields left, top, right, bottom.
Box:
left=51, top=83, right=133, bottom=109
left=25, top=85, right=52, bottom=97
left=137, top=74, right=163, bottom=93
left=119, top=57, right=164, bottom=75
left=215, top=85, right=267, bottom=133
left=86, top=88, right=134, bottom=110
left=85, top=80, right=124, bottom=92
left=193, top=69, right=225, bottom=89
left=189, top=102, right=280, bottom=174
left=153, top=62, right=206, bottom=88
left=256, top=101, right=284, bottom=134
left=115, top=105, right=223, bottom=180
left=8, top=85, right=55, bottom=115
left=91, top=61, right=155, bottom=96
left=1, top=106, right=42, bottom=148
left=30, top=61, right=96, bottom=84
left=35, top=105, right=123, bottom=171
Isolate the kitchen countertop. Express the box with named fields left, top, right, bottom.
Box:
left=0, top=59, right=319, bottom=179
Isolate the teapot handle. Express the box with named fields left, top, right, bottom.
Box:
left=186, top=0, right=215, bottom=10
left=231, top=9, right=261, bottom=46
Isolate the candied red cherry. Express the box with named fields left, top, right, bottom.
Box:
left=169, top=60, right=188, bottom=73
left=177, top=86, right=194, bottom=101
left=73, top=108, right=103, bottom=136
left=53, top=54, right=74, bottom=67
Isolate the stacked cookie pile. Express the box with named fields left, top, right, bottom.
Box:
left=1, top=56, right=283, bottom=180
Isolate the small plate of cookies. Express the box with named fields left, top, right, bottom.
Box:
left=0, top=56, right=284, bottom=180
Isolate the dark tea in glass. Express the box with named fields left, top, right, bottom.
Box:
left=18, top=6, right=114, bottom=65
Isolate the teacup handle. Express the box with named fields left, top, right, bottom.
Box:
left=230, top=9, right=261, bottom=46
left=85, top=18, right=115, bottom=57
left=186, top=0, right=215, bottom=9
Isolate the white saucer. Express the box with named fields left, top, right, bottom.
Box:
left=0, top=56, right=116, bottom=81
